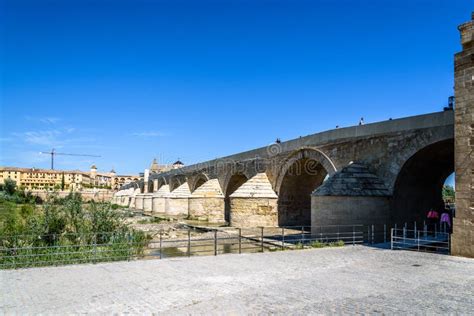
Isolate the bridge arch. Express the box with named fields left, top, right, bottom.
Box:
left=223, top=172, right=249, bottom=223
left=146, top=180, right=153, bottom=193
left=391, top=138, right=454, bottom=225
left=138, top=180, right=145, bottom=193
left=189, top=173, right=210, bottom=192
left=169, top=175, right=187, bottom=192
left=275, top=148, right=337, bottom=227
left=153, top=177, right=167, bottom=191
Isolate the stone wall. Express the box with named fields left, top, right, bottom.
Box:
left=165, top=182, right=190, bottom=217
left=452, top=13, right=474, bottom=258
left=166, top=198, right=189, bottom=217
left=143, top=194, right=153, bottom=214
left=311, top=196, right=390, bottom=228
left=152, top=184, right=170, bottom=214
left=135, top=194, right=144, bottom=210
left=188, top=197, right=225, bottom=223
left=152, top=196, right=167, bottom=214
left=229, top=197, right=278, bottom=227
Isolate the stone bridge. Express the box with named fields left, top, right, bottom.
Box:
left=115, top=111, right=454, bottom=228
left=114, top=12, right=473, bottom=257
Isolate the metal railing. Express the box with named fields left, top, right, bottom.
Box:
left=391, top=228, right=450, bottom=254
left=155, top=225, right=365, bottom=259
left=0, top=222, right=452, bottom=269
left=0, top=231, right=148, bottom=269
left=0, top=225, right=365, bottom=269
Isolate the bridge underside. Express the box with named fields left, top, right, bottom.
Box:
left=391, top=139, right=454, bottom=225
left=278, top=158, right=327, bottom=227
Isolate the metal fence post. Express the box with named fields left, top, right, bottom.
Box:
left=390, top=228, right=393, bottom=250
left=281, top=228, right=285, bottom=250
left=159, top=232, right=163, bottom=259
left=238, top=228, right=242, bottom=254
left=301, top=226, right=305, bottom=244
left=371, top=225, right=374, bottom=244
left=214, top=230, right=217, bottom=256
left=93, top=233, right=97, bottom=264
left=367, top=226, right=370, bottom=244
left=448, top=232, right=451, bottom=254
left=352, top=225, right=355, bottom=246
left=187, top=228, right=191, bottom=257
left=53, top=233, right=57, bottom=264
left=383, top=224, right=386, bottom=244
left=417, top=231, right=420, bottom=251
left=261, top=227, right=264, bottom=252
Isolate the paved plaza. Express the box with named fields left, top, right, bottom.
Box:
left=1, top=246, right=473, bottom=314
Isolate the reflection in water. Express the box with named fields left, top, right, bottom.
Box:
left=147, top=240, right=264, bottom=258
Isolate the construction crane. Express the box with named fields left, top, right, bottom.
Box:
left=40, top=148, right=101, bottom=170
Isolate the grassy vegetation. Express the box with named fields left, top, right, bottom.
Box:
left=286, top=240, right=346, bottom=250
left=310, top=240, right=345, bottom=248
left=0, top=180, right=150, bottom=269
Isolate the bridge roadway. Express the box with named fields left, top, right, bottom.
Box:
left=1, top=246, right=473, bottom=314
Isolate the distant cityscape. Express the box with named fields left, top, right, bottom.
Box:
left=0, top=158, right=184, bottom=191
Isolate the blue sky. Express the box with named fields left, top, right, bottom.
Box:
left=0, top=0, right=470, bottom=185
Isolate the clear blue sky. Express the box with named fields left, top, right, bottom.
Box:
left=0, top=0, right=471, bottom=183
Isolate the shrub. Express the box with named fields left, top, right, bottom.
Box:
left=110, top=204, right=121, bottom=210
left=295, top=242, right=304, bottom=249
left=310, top=241, right=325, bottom=248
left=331, top=240, right=345, bottom=247
left=310, top=240, right=345, bottom=248
left=0, top=193, right=149, bottom=269
left=3, top=179, right=16, bottom=195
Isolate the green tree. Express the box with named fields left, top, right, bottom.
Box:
left=3, top=179, right=17, bottom=195
left=442, top=185, right=455, bottom=200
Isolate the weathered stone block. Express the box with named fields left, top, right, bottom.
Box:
left=165, top=183, right=190, bottom=217
left=229, top=197, right=278, bottom=227
left=134, top=194, right=145, bottom=210
left=143, top=194, right=153, bottom=213
left=311, top=195, right=390, bottom=231
left=166, top=198, right=189, bottom=217
left=188, top=197, right=225, bottom=223
left=152, top=196, right=167, bottom=214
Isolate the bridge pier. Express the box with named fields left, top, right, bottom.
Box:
left=452, top=13, right=474, bottom=258
left=143, top=194, right=153, bottom=214
left=125, top=188, right=134, bottom=207
left=152, top=184, right=170, bottom=214
left=129, top=188, right=140, bottom=209
left=188, top=179, right=225, bottom=223
left=229, top=173, right=278, bottom=227
left=311, top=163, right=391, bottom=240
left=166, top=182, right=191, bottom=217
left=134, top=193, right=145, bottom=211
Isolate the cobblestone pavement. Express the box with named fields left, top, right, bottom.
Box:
left=1, top=246, right=473, bottom=314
